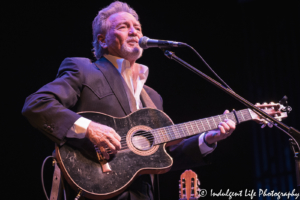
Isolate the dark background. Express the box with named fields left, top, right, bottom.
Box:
left=4, top=0, right=300, bottom=199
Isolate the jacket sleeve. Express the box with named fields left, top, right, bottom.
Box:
left=167, top=134, right=212, bottom=171
left=22, top=58, right=87, bottom=144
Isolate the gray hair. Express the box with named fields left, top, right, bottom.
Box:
left=92, top=1, right=139, bottom=59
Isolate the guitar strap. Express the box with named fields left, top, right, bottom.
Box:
left=140, top=88, right=157, bottom=109
left=50, top=151, right=65, bottom=200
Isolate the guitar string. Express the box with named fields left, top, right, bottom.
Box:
left=107, top=121, right=213, bottom=153
left=104, top=119, right=246, bottom=153
left=116, top=110, right=248, bottom=142
left=131, top=111, right=247, bottom=143
left=100, top=110, right=251, bottom=153
left=108, top=122, right=238, bottom=151
left=135, top=110, right=249, bottom=140
left=115, top=110, right=250, bottom=146
left=104, top=122, right=251, bottom=152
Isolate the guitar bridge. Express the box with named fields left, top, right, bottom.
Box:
left=95, top=145, right=112, bottom=173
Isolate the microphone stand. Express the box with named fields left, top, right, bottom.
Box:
left=162, top=49, right=300, bottom=190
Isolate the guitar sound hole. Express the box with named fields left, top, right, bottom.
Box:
left=131, top=131, right=154, bottom=151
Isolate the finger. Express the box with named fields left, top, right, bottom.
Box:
left=223, top=109, right=230, bottom=114
left=111, top=129, right=121, bottom=141
left=220, top=122, right=230, bottom=132
left=218, top=124, right=226, bottom=134
left=108, top=135, right=121, bottom=150
left=93, top=131, right=120, bottom=152
left=224, top=119, right=236, bottom=129
left=104, top=140, right=118, bottom=154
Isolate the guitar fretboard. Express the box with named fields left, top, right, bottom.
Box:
left=151, top=109, right=252, bottom=144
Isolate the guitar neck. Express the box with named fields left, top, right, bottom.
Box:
left=151, top=108, right=252, bottom=144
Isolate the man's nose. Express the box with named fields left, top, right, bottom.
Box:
left=128, top=26, right=137, bottom=35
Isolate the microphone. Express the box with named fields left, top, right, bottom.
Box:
left=138, top=36, right=187, bottom=49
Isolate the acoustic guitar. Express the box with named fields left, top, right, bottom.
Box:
left=55, top=102, right=287, bottom=199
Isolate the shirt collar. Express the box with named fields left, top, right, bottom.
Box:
left=103, top=54, right=149, bottom=81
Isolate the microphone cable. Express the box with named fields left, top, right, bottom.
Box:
left=181, top=43, right=234, bottom=92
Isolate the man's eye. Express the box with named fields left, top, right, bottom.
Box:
left=118, top=25, right=127, bottom=29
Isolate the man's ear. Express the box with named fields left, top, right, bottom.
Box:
left=97, top=34, right=107, bottom=48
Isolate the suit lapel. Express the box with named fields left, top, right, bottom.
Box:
left=94, top=57, right=131, bottom=115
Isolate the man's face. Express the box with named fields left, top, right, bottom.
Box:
left=100, top=12, right=143, bottom=62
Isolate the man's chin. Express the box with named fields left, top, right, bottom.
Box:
left=121, top=47, right=143, bottom=62
left=125, top=53, right=143, bottom=62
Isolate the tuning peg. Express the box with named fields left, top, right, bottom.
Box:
left=197, top=179, right=200, bottom=186
left=279, top=96, right=288, bottom=106
left=179, top=184, right=181, bottom=189
left=261, top=124, right=267, bottom=128
left=270, top=102, right=275, bottom=105
left=255, top=103, right=261, bottom=105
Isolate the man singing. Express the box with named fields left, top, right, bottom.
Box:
left=22, top=1, right=235, bottom=200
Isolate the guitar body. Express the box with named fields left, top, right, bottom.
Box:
left=55, top=108, right=174, bottom=199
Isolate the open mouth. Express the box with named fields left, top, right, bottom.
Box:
left=127, top=38, right=139, bottom=46
left=127, top=40, right=138, bottom=45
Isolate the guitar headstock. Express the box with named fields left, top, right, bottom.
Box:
left=249, top=102, right=289, bottom=126
left=179, top=170, right=200, bottom=200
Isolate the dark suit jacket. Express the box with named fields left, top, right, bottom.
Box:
left=22, top=57, right=210, bottom=200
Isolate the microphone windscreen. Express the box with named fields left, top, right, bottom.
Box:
left=138, top=36, right=149, bottom=49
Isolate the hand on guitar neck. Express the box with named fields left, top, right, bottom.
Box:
left=204, top=110, right=236, bottom=145
left=86, top=121, right=121, bottom=160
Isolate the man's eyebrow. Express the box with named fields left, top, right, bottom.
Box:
left=115, top=21, right=126, bottom=26
left=114, top=20, right=141, bottom=27
left=134, top=22, right=142, bottom=27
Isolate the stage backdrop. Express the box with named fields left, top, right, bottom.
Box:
left=4, top=0, right=299, bottom=199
